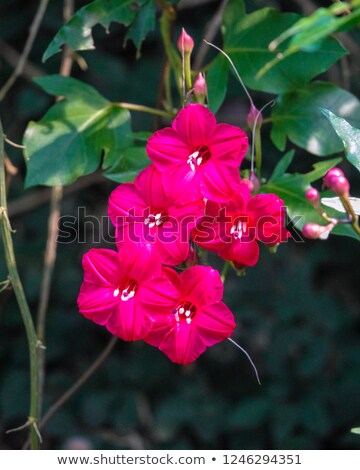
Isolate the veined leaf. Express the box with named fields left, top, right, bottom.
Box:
left=43, top=0, right=152, bottom=61
left=218, top=4, right=346, bottom=95
left=270, top=82, right=360, bottom=156
left=257, top=3, right=360, bottom=79
left=23, top=75, right=132, bottom=187
left=321, top=109, right=360, bottom=171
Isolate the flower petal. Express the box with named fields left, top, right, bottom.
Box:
left=147, top=128, right=189, bottom=170
left=156, top=322, right=208, bottom=364
left=210, top=123, right=248, bottom=167
left=108, top=183, right=146, bottom=228
left=162, top=163, right=202, bottom=203
left=194, top=302, right=236, bottom=346
left=172, top=104, right=216, bottom=148
left=134, top=165, right=169, bottom=210
left=77, top=283, right=118, bottom=326
left=118, top=243, right=162, bottom=282
left=201, top=160, right=241, bottom=202
left=106, top=298, right=153, bottom=341
left=81, top=248, right=120, bottom=286
left=180, top=265, right=223, bottom=305
left=219, top=238, right=259, bottom=268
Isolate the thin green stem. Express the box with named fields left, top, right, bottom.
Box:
left=254, top=125, right=262, bottom=178
left=340, top=195, right=360, bottom=237
left=184, top=51, right=193, bottom=92
left=158, top=2, right=182, bottom=99
left=221, top=261, right=230, bottom=283
left=117, top=102, right=173, bottom=119
left=0, top=118, right=41, bottom=449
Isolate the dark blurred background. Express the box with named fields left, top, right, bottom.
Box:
left=1, top=0, right=360, bottom=450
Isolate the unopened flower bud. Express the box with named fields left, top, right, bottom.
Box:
left=323, top=167, right=344, bottom=189
left=240, top=178, right=254, bottom=192
left=246, top=104, right=263, bottom=129
left=249, top=171, right=261, bottom=193
left=194, top=73, right=207, bottom=100
left=302, top=222, right=333, bottom=240
left=327, top=175, right=350, bottom=197
left=305, top=188, right=320, bottom=206
left=177, top=28, right=194, bottom=54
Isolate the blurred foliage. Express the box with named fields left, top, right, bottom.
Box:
left=1, top=0, right=360, bottom=451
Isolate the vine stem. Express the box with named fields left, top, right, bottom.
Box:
left=36, top=0, right=74, bottom=431
left=23, top=336, right=118, bottom=449
left=0, top=0, right=50, bottom=101
left=0, top=119, right=41, bottom=449
left=117, top=102, right=173, bottom=119
left=340, top=195, right=360, bottom=237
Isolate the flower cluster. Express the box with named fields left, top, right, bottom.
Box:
left=78, top=104, right=290, bottom=364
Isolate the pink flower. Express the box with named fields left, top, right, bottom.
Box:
left=193, top=182, right=290, bottom=268
left=108, top=165, right=204, bottom=266
left=77, top=244, right=178, bottom=341
left=144, top=265, right=236, bottom=364
left=146, top=104, right=248, bottom=203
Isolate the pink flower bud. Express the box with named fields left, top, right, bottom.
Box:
left=302, top=222, right=333, bottom=240
left=249, top=171, right=261, bottom=193
left=327, top=175, right=350, bottom=197
left=177, top=28, right=194, bottom=54
left=240, top=178, right=254, bottom=192
left=246, top=104, right=263, bottom=129
left=305, top=188, right=320, bottom=205
left=323, top=167, right=344, bottom=188
left=194, top=73, right=207, bottom=99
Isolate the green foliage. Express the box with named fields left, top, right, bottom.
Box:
left=262, top=153, right=359, bottom=239
left=257, top=2, right=360, bottom=79
left=321, top=109, right=360, bottom=171
left=23, top=75, right=133, bottom=187
left=270, top=82, right=360, bottom=156
left=211, top=3, right=346, bottom=97
left=43, top=0, right=155, bottom=61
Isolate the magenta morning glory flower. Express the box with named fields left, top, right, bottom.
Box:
left=144, top=265, right=236, bottom=364
left=77, top=244, right=178, bottom=342
left=108, top=164, right=204, bottom=266
left=192, top=181, right=290, bottom=269
left=146, top=104, right=248, bottom=203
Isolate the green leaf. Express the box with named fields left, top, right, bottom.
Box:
left=104, top=145, right=150, bottom=183
left=219, top=6, right=346, bottom=94
left=270, top=82, right=360, bottom=156
left=262, top=155, right=360, bottom=240
left=23, top=75, right=132, bottom=187
left=270, top=149, right=295, bottom=180
left=257, top=4, right=360, bottom=79
left=206, top=55, right=229, bottom=113
left=321, top=109, right=360, bottom=171
left=351, top=427, right=360, bottom=434
left=43, top=0, right=150, bottom=61
left=125, top=0, right=155, bottom=58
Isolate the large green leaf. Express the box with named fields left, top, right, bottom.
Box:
left=104, top=145, right=151, bottom=183
left=124, top=0, right=155, bottom=57
left=206, top=55, right=229, bottom=114
left=23, top=75, right=132, bottom=187
left=257, top=3, right=360, bottom=79
left=262, top=154, right=360, bottom=240
left=270, top=82, right=360, bottom=156
left=43, top=0, right=151, bottom=61
left=321, top=109, right=360, bottom=171
left=219, top=5, right=346, bottom=94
